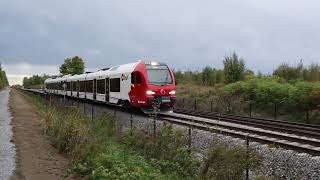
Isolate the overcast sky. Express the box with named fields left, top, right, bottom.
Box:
left=1, top=0, right=320, bottom=85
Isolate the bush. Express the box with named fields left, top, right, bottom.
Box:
left=122, top=124, right=200, bottom=177
left=200, top=143, right=262, bottom=180
left=0, top=69, right=9, bottom=88
left=224, top=77, right=320, bottom=111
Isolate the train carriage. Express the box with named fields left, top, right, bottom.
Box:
left=44, top=60, right=176, bottom=113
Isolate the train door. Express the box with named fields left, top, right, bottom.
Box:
left=93, top=79, right=97, bottom=100
left=105, top=78, right=110, bottom=102
left=129, top=72, right=143, bottom=106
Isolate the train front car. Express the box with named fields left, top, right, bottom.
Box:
left=129, top=61, right=176, bottom=113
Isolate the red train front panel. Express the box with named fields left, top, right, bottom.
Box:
left=128, top=61, right=176, bottom=112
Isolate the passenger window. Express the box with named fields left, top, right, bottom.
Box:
left=110, top=78, right=120, bottom=92
left=136, top=73, right=142, bottom=84
left=131, top=72, right=135, bottom=84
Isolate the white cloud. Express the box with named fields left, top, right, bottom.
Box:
left=2, top=63, right=58, bottom=85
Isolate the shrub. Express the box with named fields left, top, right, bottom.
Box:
left=122, top=124, right=200, bottom=177
left=200, top=143, right=262, bottom=180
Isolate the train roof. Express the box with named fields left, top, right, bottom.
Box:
left=45, top=60, right=168, bottom=83
left=67, top=74, right=86, bottom=81
left=45, top=75, right=71, bottom=83
left=86, top=61, right=140, bottom=79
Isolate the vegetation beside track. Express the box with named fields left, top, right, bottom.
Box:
left=21, top=91, right=263, bottom=179
left=0, top=65, right=9, bottom=88
left=175, top=54, right=320, bottom=124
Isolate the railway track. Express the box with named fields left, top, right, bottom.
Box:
left=173, top=108, right=320, bottom=139
left=23, top=89, right=320, bottom=155
left=159, top=112, right=320, bottom=156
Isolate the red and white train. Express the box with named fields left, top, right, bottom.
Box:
left=44, top=60, right=176, bottom=113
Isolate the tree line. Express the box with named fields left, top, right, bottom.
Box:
left=273, top=60, right=320, bottom=82
left=175, top=53, right=320, bottom=86
left=174, top=52, right=253, bottom=85
left=23, top=74, right=51, bottom=89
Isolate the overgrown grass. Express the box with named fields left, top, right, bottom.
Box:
left=21, top=92, right=200, bottom=179
left=122, top=124, right=200, bottom=177
left=200, top=143, right=262, bottom=180
left=21, top=91, right=263, bottom=179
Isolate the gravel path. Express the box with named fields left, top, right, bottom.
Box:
left=10, top=89, right=71, bottom=180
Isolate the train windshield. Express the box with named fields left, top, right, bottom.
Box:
left=146, top=64, right=173, bottom=86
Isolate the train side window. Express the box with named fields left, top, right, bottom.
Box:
left=136, top=73, right=142, bottom=84
left=86, top=80, right=93, bottom=93
left=131, top=72, right=135, bottom=84
left=72, top=81, right=77, bottom=91
left=110, top=78, right=120, bottom=92
left=67, top=82, right=71, bottom=91
left=79, top=81, right=85, bottom=92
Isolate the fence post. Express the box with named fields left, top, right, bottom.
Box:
left=274, top=103, right=277, bottom=120
left=227, top=103, right=231, bottom=114
left=153, top=116, right=156, bottom=137
left=46, top=94, right=49, bottom=107
left=130, top=113, right=133, bottom=135
left=182, top=98, right=185, bottom=108
left=113, top=109, right=116, bottom=118
left=245, top=136, right=249, bottom=180
left=49, top=94, right=51, bottom=107
left=249, top=102, right=252, bottom=118
left=188, top=127, right=192, bottom=153
left=83, top=102, right=86, bottom=117
left=306, top=110, right=309, bottom=124
left=210, top=101, right=213, bottom=112
left=152, top=105, right=159, bottom=137
left=91, top=104, right=94, bottom=120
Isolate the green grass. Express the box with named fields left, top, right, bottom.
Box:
left=21, top=92, right=199, bottom=179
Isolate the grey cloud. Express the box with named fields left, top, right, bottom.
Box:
left=1, top=0, right=320, bottom=74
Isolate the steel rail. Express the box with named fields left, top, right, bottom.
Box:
left=159, top=114, right=320, bottom=156
left=173, top=108, right=320, bottom=138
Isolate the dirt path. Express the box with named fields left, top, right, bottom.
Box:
left=10, top=89, right=70, bottom=180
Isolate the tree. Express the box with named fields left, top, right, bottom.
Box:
left=273, top=63, right=300, bottom=81
left=223, top=52, right=245, bottom=84
left=59, top=56, right=85, bottom=75
left=23, top=74, right=50, bottom=89
left=202, top=66, right=213, bottom=85
left=0, top=67, right=9, bottom=88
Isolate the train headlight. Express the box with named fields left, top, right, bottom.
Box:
left=169, top=90, right=176, bottom=95
left=146, top=90, right=156, bottom=95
